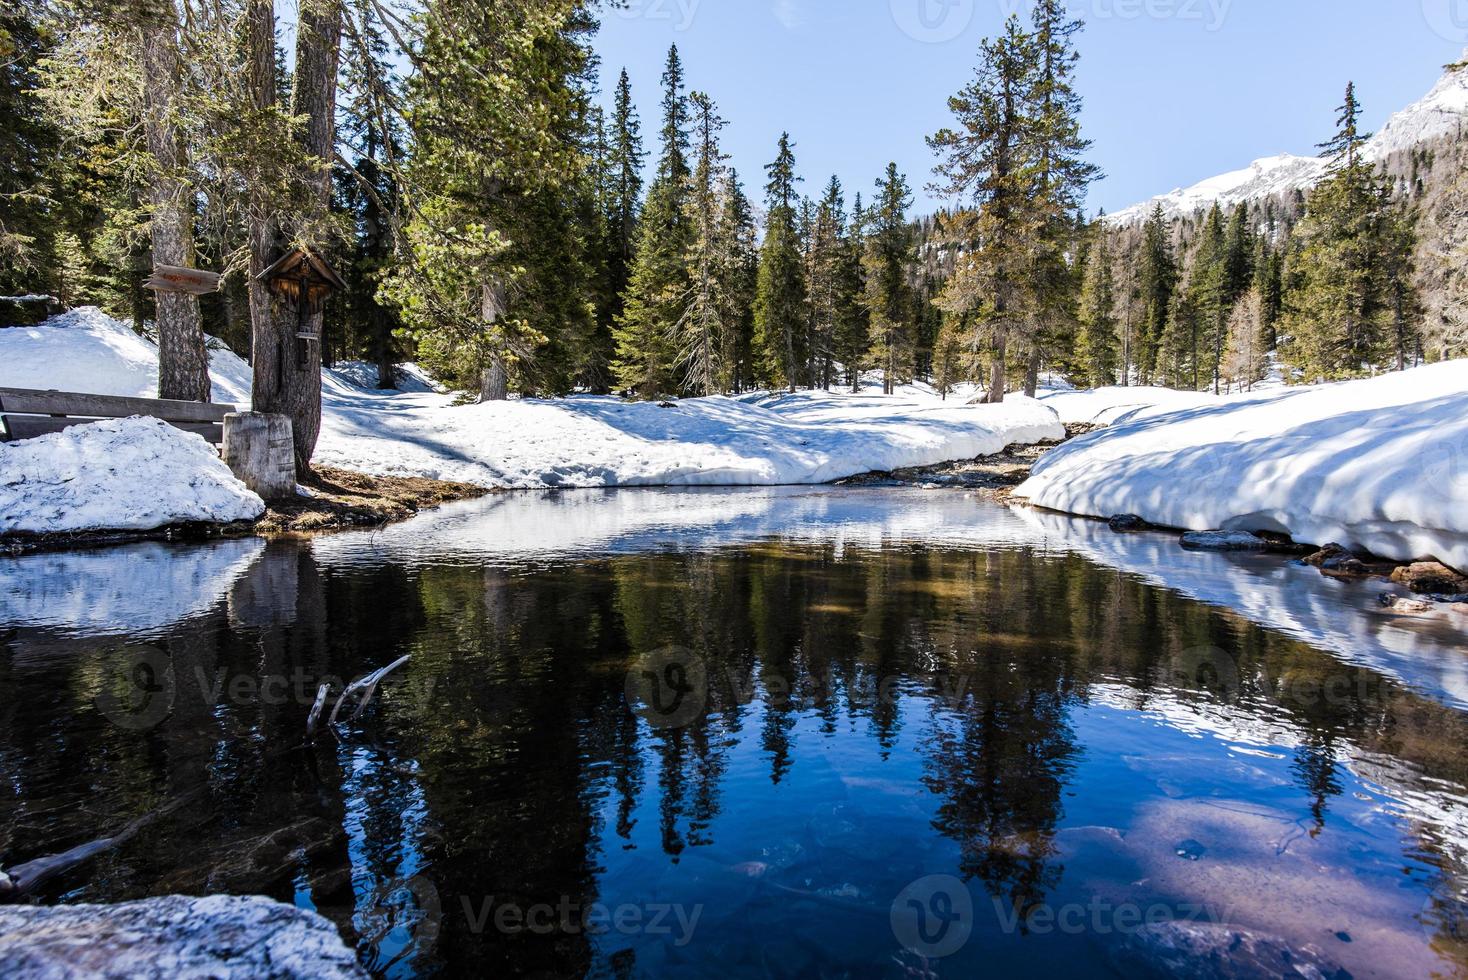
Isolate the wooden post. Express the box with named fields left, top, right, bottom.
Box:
left=223, top=412, right=296, bottom=500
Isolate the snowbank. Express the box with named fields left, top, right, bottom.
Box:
left=1016, top=361, right=1468, bottom=569
left=316, top=386, right=1064, bottom=488
left=2, top=308, right=1064, bottom=490
left=0, top=417, right=265, bottom=534
left=1036, top=385, right=1219, bottom=426
left=0, top=306, right=253, bottom=404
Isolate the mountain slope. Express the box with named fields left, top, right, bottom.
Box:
left=1109, top=55, right=1468, bottom=224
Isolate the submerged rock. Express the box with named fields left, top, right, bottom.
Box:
left=1303, top=543, right=1372, bottom=577
left=1391, top=561, right=1468, bottom=595
left=0, top=895, right=366, bottom=979
left=1111, top=921, right=1351, bottom=980
left=1180, top=530, right=1268, bottom=552
left=1109, top=514, right=1153, bottom=533
left=1380, top=593, right=1436, bottom=614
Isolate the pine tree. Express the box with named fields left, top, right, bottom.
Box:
left=1222, top=288, right=1268, bottom=391
left=863, top=163, right=915, bottom=395
left=1191, top=203, right=1229, bottom=392
left=613, top=45, right=692, bottom=398
left=753, top=132, right=807, bottom=392
left=717, top=169, right=758, bottom=392
left=675, top=91, right=728, bottom=395
left=835, top=194, right=871, bottom=391
left=1075, top=224, right=1118, bottom=387
left=806, top=176, right=851, bottom=390
left=1282, top=82, right=1393, bottom=379
left=1135, top=203, right=1177, bottom=383
left=1027, top=0, right=1099, bottom=396
left=928, top=16, right=1043, bottom=403
left=606, top=68, right=645, bottom=323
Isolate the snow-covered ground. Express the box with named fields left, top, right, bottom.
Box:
left=1035, top=384, right=1219, bottom=426
left=1017, top=360, right=1468, bottom=569
left=0, top=417, right=265, bottom=534
left=0, top=308, right=1064, bottom=493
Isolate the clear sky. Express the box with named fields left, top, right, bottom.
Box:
left=591, top=0, right=1467, bottom=216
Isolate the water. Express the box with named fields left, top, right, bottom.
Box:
left=2, top=488, right=1466, bottom=978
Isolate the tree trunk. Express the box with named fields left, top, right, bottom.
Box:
left=479, top=281, right=509, bottom=402
left=985, top=331, right=1007, bottom=404
left=140, top=11, right=209, bottom=403
left=1023, top=347, right=1039, bottom=399
left=246, top=0, right=341, bottom=477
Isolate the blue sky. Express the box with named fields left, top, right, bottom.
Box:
left=591, top=0, right=1467, bottom=216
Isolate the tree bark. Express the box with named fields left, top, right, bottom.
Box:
left=247, top=0, right=341, bottom=477
left=140, top=11, right=209, bottom=403
left=1023, top=346, right=1039, bottom=398
left=984, top=331, right=1007, bottom=404
left=479, top=281, right=509, bottom=402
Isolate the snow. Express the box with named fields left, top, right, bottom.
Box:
left=1016, top=360, right=1468, bottom=569
left=1180, top=530, right=1268, bottom=551
left=1, top=308, right=1065, bottom=492
left=0, top=417, right=265, bottom=534
left=1036, top=385, right=1219, bottom=426
left=315, top=383, right=1064, bottom=488
left=1109, top=58, right=1468, bottom=224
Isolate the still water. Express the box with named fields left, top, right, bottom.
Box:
left=2, top=488, right=1466, bottom=978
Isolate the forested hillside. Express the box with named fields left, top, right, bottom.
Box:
left=3, top=2, right=1465, bottom=405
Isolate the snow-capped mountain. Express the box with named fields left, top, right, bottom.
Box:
left=1109, top=54, right=1468, bottom=225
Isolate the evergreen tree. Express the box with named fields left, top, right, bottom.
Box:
left=863, top=163, right=915, bottom=395
left=1281, top=83, right=1394, bottom=379
left=806, top=176, right=851, bottom=390
left=675, top=91, right=728, bottom=395
left=929, top=16, right=1042, bottom=403
left=1191, top=203, right=1229, bottom=392
left=606, top=68, right=645, bottom=324
left=717, top=169, right=758, bottom=392
left=613, top=45, right=692, bottom=398
left=1027, top=0, right=1099, bottom=395
left=1075, top=224, right=1118, bottom=386
left=1135, top=203, right=1177, bottom=383
left=753, top=132, right=807, bottom=392
left=835, top=194, right=871, bottom=390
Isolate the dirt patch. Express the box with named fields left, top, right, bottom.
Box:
left=253, top=467, right=488, bottom=534
left=0, top=467, right=488, bottom=555
left=835, top=423, right=1100, bottom=502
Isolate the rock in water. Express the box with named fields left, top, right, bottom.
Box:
left=1109, top=514, right=1153, bottom=533
left=1112, top=922, right=1351, bottom=980
left=1180, top=530, right=1268, bottom=552
left=0, top=895, right=367, bottom=979
left=1391, top=561, right=1468, bottom=595
left=1380, top=593, right=1436, bottom=614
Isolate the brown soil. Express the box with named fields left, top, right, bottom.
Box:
left=252, top=466, right=488, bottom=534
left=0, top=467, right=488, bottom=555
left=835, top=423, right=1101, bottom=502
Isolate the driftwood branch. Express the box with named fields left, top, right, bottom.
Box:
left=305, top=682, right=331, bottom=742
left=327, top=655, right=411, bottom=729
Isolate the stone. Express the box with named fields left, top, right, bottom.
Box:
left=1109, top=514, right=1153, bottom=533
left=222, top=412, right=295, bottom=501
left=1303, top=543, right=1371, bottom=577
left=0, top=895, right=367, bottom=979
left=1391, top=561, right=1468, bottom=596
left=1380, top=593, right=1436, bottom=614
left=1180, top=530, right=1268, bottom=552
left=1111, top=921, right=1351, bottom=980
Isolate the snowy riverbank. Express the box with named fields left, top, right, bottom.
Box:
left=0, top=309, right=1065, bottom=496
left=1016, top=362, right=1468, bottom=569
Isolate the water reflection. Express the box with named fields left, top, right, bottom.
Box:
left=0, top=492, right=1465, bottom=977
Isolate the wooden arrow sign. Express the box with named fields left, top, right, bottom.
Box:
left=145, top=265, right=221, bottom=295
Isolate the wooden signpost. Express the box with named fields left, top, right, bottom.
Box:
left=144, top=265, right=221, bottom=295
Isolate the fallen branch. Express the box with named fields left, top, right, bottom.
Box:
left=0, top=794, right=197, bottom=903
left=305, top=683, right=331, bottom=742
left=327, top=656, right=411, bottom=730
